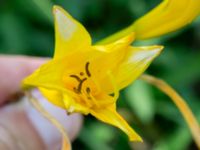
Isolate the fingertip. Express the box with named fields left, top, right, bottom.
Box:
left=19, top=56, right=49, bottom=75
left=0, top=55, right=48, bottom=104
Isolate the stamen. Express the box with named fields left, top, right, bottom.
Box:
left=77, top=78, right=87, bottom=93
left=73, top=78, right=87, bottom=94
left=73, top=87, right=79, bottom=94
left=107, top=71, right=119, bottom=101
left=86, top=87, right=92, bottom=99
left=86, top=87, right=91, bottom=94
left=80, top=91, right=93, bottom=107
left=80, top=72, right=84, bottom=76
left=84, top=91, right=99, bottom=108
left=85, top=62, right=91, bottom=77
left=70, top=75, right=81, bottom=82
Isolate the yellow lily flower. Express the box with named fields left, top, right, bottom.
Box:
left=23, top=6, right=163, bottom=141
left=99, top=0, right=200, bottom=44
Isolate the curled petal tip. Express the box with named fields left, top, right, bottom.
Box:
left=155, top=45, right=164, bottom=53
left=148, top=45, right=164, bottom=57
left=139, top=45, right=164, bottom=59
left=53, top=5, right=62, bottom=14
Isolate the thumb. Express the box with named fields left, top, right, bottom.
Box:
left=0, top=55, right=47, bottom=105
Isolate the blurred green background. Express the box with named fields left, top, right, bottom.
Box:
left=0, top=0, right=200, bottom=149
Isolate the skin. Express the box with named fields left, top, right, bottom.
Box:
left=0, top=55, right=82, bottom=150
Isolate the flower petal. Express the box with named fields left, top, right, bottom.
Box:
left=53, top=5, right=91, bottom=59
left=23, top=59, right=65, bottom=90
left=23, top=59, right=73, bottom=109
left=23, top=61, right=90, bottom=114
left=92, top=33, right=135, bottom=72
left=90, top=33, right=135, bottom=93
left=63, top=94, right=90, bottom=114
left=90, top=105, right=142, bottom=141
left=22, top=58, right=79, bottom=99
left=133, top=0, right=200, bottom=39
left=94, top=32, right=135, bottom=52
left=115, top=45, right=163, bottom=90
left=39, top=87, right=88, bottom=113
left=39, top=87, right=65, bottom=108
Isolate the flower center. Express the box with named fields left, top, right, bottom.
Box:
left=68, top=62, right=119, bottom=109
left=69, top=62, right=92, bottom=98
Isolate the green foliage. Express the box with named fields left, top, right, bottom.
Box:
left=125, top=80, right=155, bottom=124
left=0, top=0, right=200, bottom=149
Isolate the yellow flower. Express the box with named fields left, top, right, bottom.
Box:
left=99, top=0, right=200, bottom=44
left=133, top=0, right=200, bottom=39
left=23, top=6, right=163, bottom=141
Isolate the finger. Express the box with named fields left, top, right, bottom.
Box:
left=0, top=55, right=47, bottom=105
left=26, top=89, right=83, bottom=150
left=0, top=102, right=46, bottom=150
left=0, top=92, right=83, bottom=150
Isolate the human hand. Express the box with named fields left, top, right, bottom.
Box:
left=0, top=55, right=82, bottom=150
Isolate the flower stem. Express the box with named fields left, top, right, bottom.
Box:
left=25, top=91, right=71, bottom=150
left=140, top=74, right=200, bottom=149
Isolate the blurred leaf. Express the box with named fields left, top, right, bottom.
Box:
left=165, top=52, right=200, bottom=87
left=155, top=103, right=200, bottom=149
left=55, top=0, right=86, bottom=20
left=31, top=0, right=53, bottom=23
left=125, top=80, right=155, bottom=124
left=0, top=13, right=28, bottom=53
left=129, top=0, right=146, bottom=18
left=79, top=122, right=114, bottom=150
left=153, top=127, right=191, bottom=150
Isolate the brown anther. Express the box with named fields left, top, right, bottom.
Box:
left=80, top=72, right=84, bottom=76
left=85, top=62, right=91, bottom=77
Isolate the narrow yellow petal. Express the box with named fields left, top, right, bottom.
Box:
left=140, top=74, right=200, bottom=149
left=90, top=105, right=142, bottom=142
left=114, top=45, right=163, bottom=90
left=133, top=0, right=200, bottom=39
left=98, top=0, right=200, bottom=44
left=53, top=5, right=91, bottom=59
